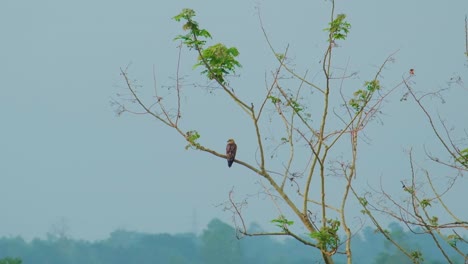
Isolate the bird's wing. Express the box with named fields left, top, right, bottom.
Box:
left=226, top=143, right=237, bottom=158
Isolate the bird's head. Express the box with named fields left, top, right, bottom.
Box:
left=227, top=139, right=235, bottom=144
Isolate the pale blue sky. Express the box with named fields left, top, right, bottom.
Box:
left=1, top=0, right=467, bottom=241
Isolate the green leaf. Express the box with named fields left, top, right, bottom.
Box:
left=358, top=197, right=368, bottom=206
left=324, top=13, right=351, bottom=41
left=420, top=199, right=431, bottom=208
left=428, top=216, right=438, bottom=226
left=271, top=215, right=294, bottom=229
left=185, top=130, right=201, bottom=150
left=410, top=250, right=424, bottom=262
left=195, top=43, right=241, bottom=84
left=289, top=99, right=303, bottom=113
left=308, top=219, right=340, bottom=251
left=173, top=8, right=196, bottom=22
left=268, top=96, right=281, bottom=104
left=173, top=8, right=212, bottom=50
left=364, top=80, right=380, bottom=92
left=173, top=8, right=241, bottom=85
left=275, top=53, right=285, bottom=61
left=447, top=234, right=460, bottom=247
left=456, top=148, right=468, bottom=167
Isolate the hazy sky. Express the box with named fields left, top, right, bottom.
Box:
left=1, top=0, right=467, bottom=241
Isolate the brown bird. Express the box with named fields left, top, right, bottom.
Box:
left=226, top=139, right=237, bottom=168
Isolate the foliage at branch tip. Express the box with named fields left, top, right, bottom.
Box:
left=173, top=9, right=212, bottom=49
left=271, top=215, right=294, bottom=230
left=358, top=197, right=370, bottom=214
left=173, top=8, right=241, bottom=85
left=420, top=199, right=431, bottom=208
left=185, top=130, right=201, bottom=150
left=309, top=219, right=340, bottom=252
left=287, top=99, right=304, bottom=113
left=349, top=80, right=381, bottom=111
left=455, top=148, right=468, bottom=167
left=447, top=234, right=461, bottom=247
left=268, top=95, right=303, bottom=114
left=410, top=250, right=424, bottom=263
left=325, top=13, right=351, bottom=41
left=268, top=95, right=281, bottom=104
left=275, top=53, right=285, bottom=61
left=195, top=43, right=241, bottom=84
left=358, top=197, right=368, bottom=206
left=428, top=216, right=438, bottom=226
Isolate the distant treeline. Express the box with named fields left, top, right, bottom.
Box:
left=0, top=219, right=465, bottom=264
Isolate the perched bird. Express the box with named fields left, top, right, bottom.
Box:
left=226, top=139, right=237, bottom=168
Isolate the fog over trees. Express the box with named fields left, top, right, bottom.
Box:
left=0, top=219, right=466, bottom=264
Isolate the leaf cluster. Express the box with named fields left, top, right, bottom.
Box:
left=428, top=216, right=438, bottom=226
left=309, top=219, right=340, bottom=252
left=173, top=8, right=241, bottom=85
left=185, top=130, right=201, bottom=150
left=455, top=148, right=468, bottom=167
left=410, top=250, right=424, bottom=263
left=446, top=234, right=462, bottom=247
left=420, top=199, right=431, bottom=209
left=325, top=13, right=351, bottom=41
left=268, top=95, right=282, bottom=104
left=287, top=99, right=304, bottom=113
left=173, top=9, right=212, bottom=49
left=349, top=80, right=381, bottom=111
left=271, top=215, right=294, bottom=230
left=195, top=43, right=241, bottom=84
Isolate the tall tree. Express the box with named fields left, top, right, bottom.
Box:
left=200, top=219, right=241, bottom=264
left=0, top=258, right=22, bottom=264
left=115, top=2, right=467, bottom=263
